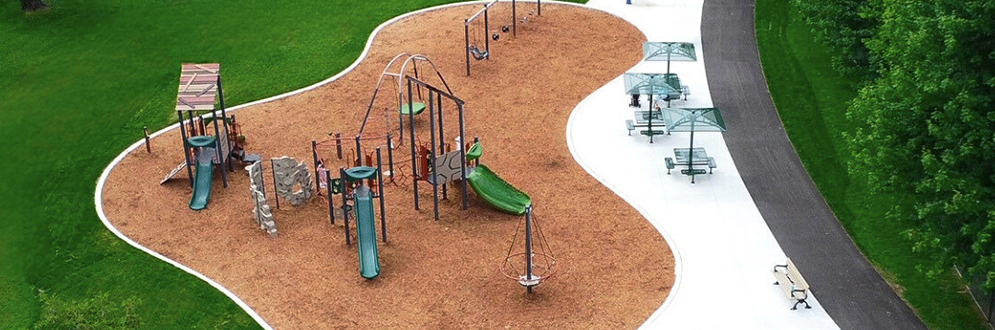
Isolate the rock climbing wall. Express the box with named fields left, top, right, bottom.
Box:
left=271, top=156, right=314, bottom=207
left=247, top=161, right=278, bottom=237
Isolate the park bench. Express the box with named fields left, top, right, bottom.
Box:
left=773, top=258, right=811, bottom=310
left=664, top=157, right=716, bottom=174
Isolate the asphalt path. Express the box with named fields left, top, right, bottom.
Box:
left=699, top=0, right=928, bottom=328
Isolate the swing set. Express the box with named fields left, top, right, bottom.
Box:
left=463, top=0, right=542, bottom=76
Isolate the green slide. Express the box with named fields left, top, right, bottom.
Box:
left=353, top=185, right=381, bottom=279
left=466, top=164, right=532, bottom=215
left=189, top=147, right=215, bottom=210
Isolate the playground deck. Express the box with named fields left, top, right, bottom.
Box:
left=100, top=4, right=673, bottom=329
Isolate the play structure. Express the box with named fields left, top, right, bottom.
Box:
left=306, top=54, right=553, bottom=286
left=173, top=63, right=232, bottom=210
left=161, top=63, right=259, bottom=210
left=463, top=0, right=542, bottom=76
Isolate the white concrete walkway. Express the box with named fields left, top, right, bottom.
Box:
left=569, top=1, right=840, bottom=328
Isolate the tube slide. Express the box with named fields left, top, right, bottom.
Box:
left=466, top=164, right=532, bottom=215
left=189, top=147, right=215, bottom=210
left=354, top=185, right=381, bottom=279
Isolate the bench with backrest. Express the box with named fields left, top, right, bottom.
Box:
left=772, top=258, right=811, bottom=310
left=664, top=157, right=716, bottom=174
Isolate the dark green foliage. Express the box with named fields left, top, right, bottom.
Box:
left=790, top=0, right=879, bottom=79
left=20, top=0, right=48, bottom=12
left=848, top=0, right=995, bottom=289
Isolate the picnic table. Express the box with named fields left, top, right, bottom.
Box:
left=626, top=110, right=667, bottom=138
left=674, top=147, right=708, bottom=163
left=665, top=147, right=716, bottom=174
left=634, top=110, right=664, bottom=125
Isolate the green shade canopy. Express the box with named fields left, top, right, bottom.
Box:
left=624, top=73, right=682, bottom=96
left=643, top=42, right=697, bottom=62
left=660, top=107, right=726, bottom=132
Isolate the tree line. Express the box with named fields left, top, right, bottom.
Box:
left=794, top=0, right=995, bottom=289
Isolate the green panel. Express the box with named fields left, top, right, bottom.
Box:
left=466, top=164, right=531, bottom=215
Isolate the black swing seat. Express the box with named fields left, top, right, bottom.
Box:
left=468, top=45, right=489, bottom=60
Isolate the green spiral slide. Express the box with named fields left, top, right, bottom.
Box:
left=466, top=164, right=531, bottom=215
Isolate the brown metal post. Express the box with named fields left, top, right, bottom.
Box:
left=326, top=168, right=335, bottom=225
left=335, top=133, right=343, bottom=159
left=144, top=126, right=151, bottom=153
left=376, top=147, right=387, bottom=243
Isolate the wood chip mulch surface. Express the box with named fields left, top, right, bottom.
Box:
left=102, top=3, right=674, bottom=329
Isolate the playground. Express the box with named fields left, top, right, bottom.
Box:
left=100, top=3, right=673, bottom=329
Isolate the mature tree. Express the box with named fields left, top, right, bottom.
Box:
left=21, top=0, right=49, bottom=12
left=792, top=0, right=880, bottom=80
left=848, top=0, right=995, bottom=288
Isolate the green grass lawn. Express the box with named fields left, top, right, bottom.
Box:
left=755, top=0, right=990, bottom=329
left=2, top=0, right=595, bottom=328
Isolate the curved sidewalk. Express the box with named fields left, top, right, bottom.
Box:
left=570, top=0, right=837, bottom=328
left=700, top=0, right=927, bottom=328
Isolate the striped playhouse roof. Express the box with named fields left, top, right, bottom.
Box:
left=176, top=63, right=220, bottom=112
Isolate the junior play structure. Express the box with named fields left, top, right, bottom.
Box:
left=173, top=63, right=232, bottom=210
left=306, top=54, right=556, bottom=288
left=164, top=63, right=259, bottom=210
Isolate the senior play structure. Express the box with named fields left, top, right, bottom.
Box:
left=307, top=54, right=555, bottom=289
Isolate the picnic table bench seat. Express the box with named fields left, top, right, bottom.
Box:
left=626, top=119, right=666, bottom=136
left=665, top=157, right=717, bottom=174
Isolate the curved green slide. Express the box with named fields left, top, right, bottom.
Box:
left=189, top=147, right=215, bottom=210
left=354, top=185, right=381, bottom=279
left=466, top=164, right=532, bottom=215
